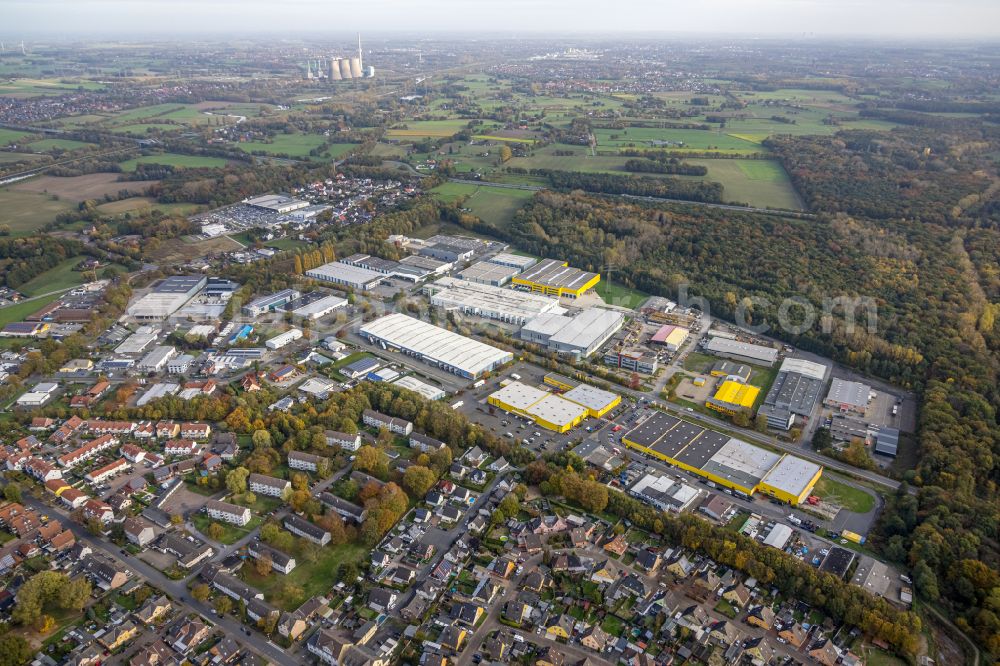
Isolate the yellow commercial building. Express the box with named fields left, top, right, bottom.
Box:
left=621, top=410, right=822, bottom=505
left=706, top=380, right=760, bottom=416
left=488, top=380, right=621, bottom=432
left=511, top=258, right=600, bottom=299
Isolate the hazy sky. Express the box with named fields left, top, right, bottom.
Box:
left=4, top=0, right=1000, bottom=39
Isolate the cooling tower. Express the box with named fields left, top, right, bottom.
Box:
left=329, top=58, right=342, bottom=80
left=349, top=56, right=362, bottom=79
left=339, top=59, right=353, bottom=79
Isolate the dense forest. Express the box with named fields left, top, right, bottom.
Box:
left=503, top=168, right=725, bottom=203
left=466, top=189, right=1000, bottom=653
left=765, top=129, right=998, bottom=227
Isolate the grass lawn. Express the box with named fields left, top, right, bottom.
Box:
left=0, top=188, right=74, bottom=236
left=685, top=158, right=803, bottom=210
left=714, top=599, right=738, bottom=618
left=814, top=476, right=876, bottom=513
left=118, top=153, right=229, bottom=171
left=0, top=292, right=63, bottom=328
left=240, top=542, right=367, bottom=610
left=16, top=256, right=87, bottom=297
left=191, top=512, right=261, bottom=545
left=596, top=279, right=648, bottom=309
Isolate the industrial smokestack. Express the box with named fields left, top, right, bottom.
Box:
left=329, top=58, right=342, bottom=80
left=349, top=57, right=362, bottom=79
left=339, top=59, right=352, bottom=79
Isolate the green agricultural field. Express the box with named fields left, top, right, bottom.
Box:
left=26, top=138, right=94, bottom=151
left=0, top=188, right=74, bottom=236
left=236, top=133, right=355, bottom=160
left=0, top=292, right=63, bottom=329
left=431, top=182, right=535, bottom=229
left=111, top=123, right=180, bottom=135
left=0, top=128, right=35, bottom=145
left=593, top=127, right=763, bottom=153
left=96, top=197, right=201, bottom=216
left=16, top=256, right=87, bottom=297
left=118, top=153, right=229, bottom=171
left=0, top=78, right=105, bottom=97
left=107, top=103, right=192, bottom=123
left=386, top=119, right=484, bottom=138
left=685, top=159, right=804, bottom=210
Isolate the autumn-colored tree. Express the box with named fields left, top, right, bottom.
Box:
left=191, top=584, right=210, bottom=602
left=255, top=553, right=273, bottom=577
left=402, top=465, right=437, bottom=499
left=206, top=522, right=225, bottom=541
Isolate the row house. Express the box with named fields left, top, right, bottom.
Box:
left=23, top=457, right=62, bottom=482
left=180, top=423, right=211, bottom=439
left=155, top=421, right=179, bottom=438
left=84, top=420, right=135, bottom=436
left=85, top=458, right=130, bottom=484
left=81, top=498, right=115, bottom=524
left=60, top=488, right=88, bottom=510
left=121, top=442, right=146, bottom=463
left=58, top=434, right=118, bottom=468
left=164, top=439, right=202, bottom=457
left=49, top=415, right=84, bottom=444
left=133, top=422, right=155, bottom=439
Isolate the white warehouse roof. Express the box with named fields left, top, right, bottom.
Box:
left=426, top=277, right=564, bottom=324
left=778, top=357, right=828, bottom=381
left=359, top=313, right=512, bottom=379
left=760, top=455, right=823, bottom=500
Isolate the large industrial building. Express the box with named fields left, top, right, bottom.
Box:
left=757, top=358, right=829, bottom=430
left=244, top=194, right=310, bottom=214
left=704, top=337, right=778, bottom=366
left=359, top=313, right=512, bottom=380
left=487, top=379, right=620, bottom=432
left=622, top=411, right=822, bottom=505
left=488, top=382, right=588, bottom=433
left=628, top=473, right=701, bottom=513
left=824, top=378, right=872, bottom=414
left=127, top=276, right=207, bottom=321
left=487, top=253, right=536, bottom=271
left=288, top=294, right=348, bottom=320
left=392, top=375, right=446, bottom=401
left=511, top=258, right=600, bottom=299
left=650, top=325, right=689, bottom=352
left=520, top=308, right=624, bottom=358
left=242, top=289, right=301, bottom=317
left=424, top=277, right=564, bottom=326
left=456, top=261, right=521, bottom=287
left=706, top=380, right=760, bottom=415
left=306, top=261, right=384, bottom=291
